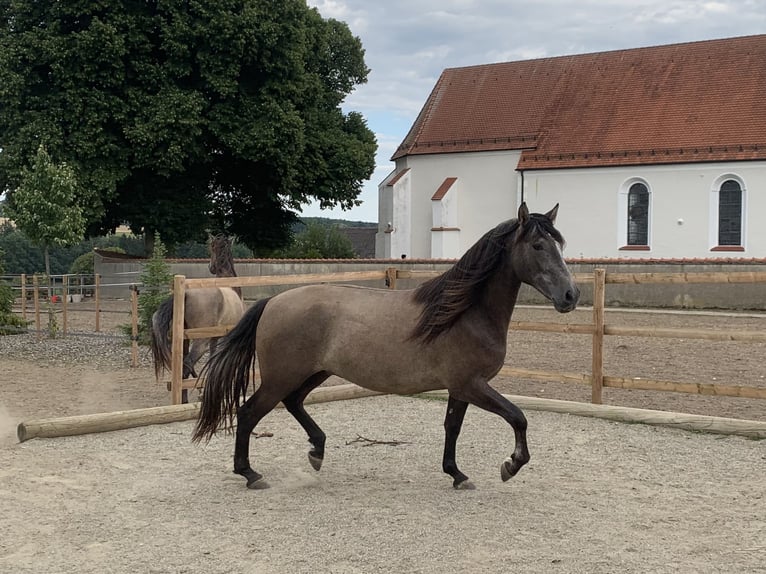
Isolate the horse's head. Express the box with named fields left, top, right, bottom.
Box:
left=209, top=234, right=235, bottom=276
left=511, top=203, right=579, bottom=313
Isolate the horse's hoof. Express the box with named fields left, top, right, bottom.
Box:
left=246, top=477, right=270, bottom=490
left=501, top=457, right=519, bottom=482
left=308, top=452, right=323, bottom=471
left=453, top=479, right=476, bottom=490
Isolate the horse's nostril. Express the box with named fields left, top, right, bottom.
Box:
left=564, top=288, right=580, bottom=304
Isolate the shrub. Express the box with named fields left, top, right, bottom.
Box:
left=69, top=247, right=126, bottom=275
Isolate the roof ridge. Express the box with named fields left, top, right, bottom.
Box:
left=442, top=33, right=766, bottom=72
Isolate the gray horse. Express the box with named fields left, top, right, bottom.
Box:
left=194, top=205, right=579, bottom=489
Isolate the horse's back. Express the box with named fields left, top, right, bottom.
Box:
left=185, top=287, right=243, bottom=328
left=256, top=284, right=459, bottom=394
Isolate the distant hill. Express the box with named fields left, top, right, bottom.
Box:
left=294, top=217, right=377, bottom=232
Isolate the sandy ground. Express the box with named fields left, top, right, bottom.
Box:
left=1, top=300, right=765, bottom=572
left=1, top=398, right=765, bottom=573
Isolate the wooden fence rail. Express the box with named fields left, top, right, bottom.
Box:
left=167, top=268, right=766, bottom=407
left=12, top=273, right=120, bottom=337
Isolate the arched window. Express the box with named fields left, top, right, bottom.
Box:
left=627, top=182, right=649, bottom=246
left=718, top=179, right=742, bottom=246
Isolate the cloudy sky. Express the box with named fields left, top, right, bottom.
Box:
left=301, top=0, right=766, bottom=222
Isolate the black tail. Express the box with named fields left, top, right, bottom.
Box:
left=192, top=298, right=271, bottom=443
left=150, top=296, right=175, bottom=380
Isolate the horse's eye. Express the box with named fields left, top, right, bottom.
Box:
left=533, top=243, right=544, bottom=251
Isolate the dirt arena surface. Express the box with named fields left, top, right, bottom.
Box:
left=1, top=300, right=765, bottom=572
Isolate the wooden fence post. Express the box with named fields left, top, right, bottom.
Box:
left=62, top=275, right=68, bottom=337
left=170, top=275, right=186, bottom=405
left=95, top=274, right=101, bottom=332
left=32, top=274, right=41, bottom=341
left=591, top=268, right=606, bottom=404
left=385, top=267, right=397, bottom=290
left=20, top=273, right=27, bottom=322
left=130, top=285, right=139, bottom=368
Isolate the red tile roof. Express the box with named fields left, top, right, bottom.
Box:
left=386, top=167, right=410, bottom=185
left=392, top=35, right=766, bottom=168
left=431, top=177, right=457, bottom=200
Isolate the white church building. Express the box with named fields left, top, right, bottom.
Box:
left=376, top=35, right=766, bottom=260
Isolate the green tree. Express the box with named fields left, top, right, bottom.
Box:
left=136, top=232, right=173, bottom=343
left=5, top=145, right=86, bottom=278
left=276, top=222, right=355, bottom=259
left=0, top=246, right=27, bottom=334
left=0, top=1, right=377, bottom=254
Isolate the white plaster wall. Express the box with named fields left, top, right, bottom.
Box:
left=430, top=229, right=460, bottom=258
left=522, top=160, right=766, bottom=259
left=432, top=179, right=459, bottom=229
left=375, top=170, right=395, bottom=258
left=378, top=152, right=766, bottom=259
left=398, top=150, right=521, bottom=258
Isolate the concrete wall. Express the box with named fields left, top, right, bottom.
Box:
left=95, top=254, right=766, bottom=311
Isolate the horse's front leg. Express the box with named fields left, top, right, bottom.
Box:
left=442, top=395, right=474, bottom=489
left=454, top=382, right=530, bottom=482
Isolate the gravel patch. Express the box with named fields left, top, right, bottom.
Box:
left=0, top=331, right=152, bottom=369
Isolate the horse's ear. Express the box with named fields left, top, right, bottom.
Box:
left=545, top=203, right=559, bottom=225
left=518, top=202, right=530, bottom=225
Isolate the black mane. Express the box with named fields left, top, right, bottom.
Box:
left=411, top=214, right=563, bottom=343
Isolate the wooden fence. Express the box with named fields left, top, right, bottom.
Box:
left=166, top=269, right=766, bottom=406
left=165, top=269, right=766, bottom=404
left=13, top=273, right=125, bottom=336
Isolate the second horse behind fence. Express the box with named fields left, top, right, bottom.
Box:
left=150, top=234, right=244, bottom=403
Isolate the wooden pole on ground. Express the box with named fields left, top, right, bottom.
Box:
left=591, top=268, right=605, bottom=404
left=16, top=384, right=385, bottom=442
left=424, top=391, right=766, bottom=439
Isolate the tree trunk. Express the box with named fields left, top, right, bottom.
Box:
left=144, top=230, right=156, bottom=257
left=44, top=244, right=52, bottom=299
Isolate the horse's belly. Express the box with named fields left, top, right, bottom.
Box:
left=333, top=364, right=447, bottom=395
left=324, top=336, right=458, bottom=395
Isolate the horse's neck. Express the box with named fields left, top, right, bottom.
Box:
left=214, top=263, right=237, bottom=278
left=482, top=263, right=522, bottom=329
left=213, top=262, right=242, bottom=298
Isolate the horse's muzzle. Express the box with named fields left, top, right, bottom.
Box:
left=553, top=286, right=580, bottom=313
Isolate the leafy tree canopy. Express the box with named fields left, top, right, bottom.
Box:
left=0, top=0, right=377, bottom=254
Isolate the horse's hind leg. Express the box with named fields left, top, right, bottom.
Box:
left=282, top=372, right=331, bottom=471
left=442, top=396, right=473, bottom=489
left=234, top=389, right=283, bottom=489
left=183, top=339, right=207, bottom=379
left=454, top=382, right=530, bottom=482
